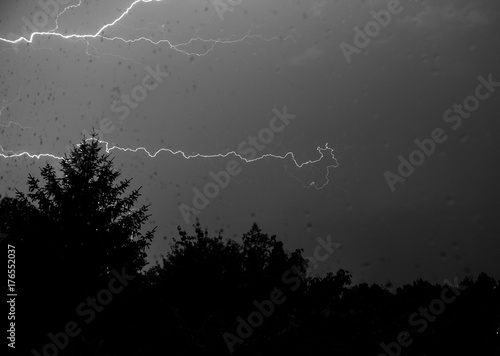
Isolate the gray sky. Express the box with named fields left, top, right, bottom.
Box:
left=1, top=0, right=499, bottom=287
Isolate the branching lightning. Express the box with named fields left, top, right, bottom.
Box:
left=0, top=0, right=340, bottom=191
left=0, top=0, right=292, bottom=57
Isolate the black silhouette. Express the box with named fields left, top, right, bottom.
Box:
left=1, top=132, right=499, bottom=355
left=1, top=131, right=155, bottom=355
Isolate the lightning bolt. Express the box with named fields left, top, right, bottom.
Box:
left=0, top=82, right=27, bottom=129
left=0, top=121, right=32, bottom=130
left=0, top=0, right=292, bottom=58
left=0, top=0, right=340, bottom=191
left=284, top=144, right=340, bottom=190
left=0, top=92, right=20, bottom=117
left=0, top=139, right=338, bottom=190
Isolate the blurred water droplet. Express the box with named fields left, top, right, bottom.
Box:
left=306, top=222, right=312, bottom=231
left=440, top=251, right=447, bottom=260
left=459, top=134, right=468, bottom=144
left=469, top=44, right=477, bottom=51
left=446, top=196, right=455, bottom=206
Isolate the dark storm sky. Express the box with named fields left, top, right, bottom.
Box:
left=0, top=0, right=499, bottom=287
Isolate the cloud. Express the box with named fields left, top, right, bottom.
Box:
left=288, top=46, right=323, bottom=66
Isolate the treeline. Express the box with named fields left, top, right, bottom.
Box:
left=1, top=134, right=498, bottom=356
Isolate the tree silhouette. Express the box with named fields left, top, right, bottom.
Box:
left=1, top=132, right=499, bottom=355
left=0, top=131, right=155, bottom=354
left=108, top=221, right=355, bottom=355
left=117, top=218, right=499, bottom=356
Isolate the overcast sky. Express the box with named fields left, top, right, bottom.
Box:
left=0, top=0, right=499, bottom=287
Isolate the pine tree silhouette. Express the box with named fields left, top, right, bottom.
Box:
left=0, top=130, right=155, bottom=355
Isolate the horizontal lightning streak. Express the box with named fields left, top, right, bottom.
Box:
left=0, top=0, right=337, bottom=190
left=0, top=140, right=338, bottom=190
left=0, top=139, right=335, bottom=164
